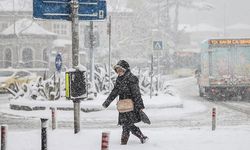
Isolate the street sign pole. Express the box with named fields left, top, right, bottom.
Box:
left=108, top=16, right=112, bottom=90
left=71, top=0, right=79, bottom=68
left=89, top=21, right=94, bottom=84
left=33, top=0, right=107, bottom=135
left=156, top=51, right=159, bottom=96
left=71, top=0, right=81, bottom=134
left=153, top=40, right=163, bottom=96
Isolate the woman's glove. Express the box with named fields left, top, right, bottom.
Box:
left=102, top=101, right=109, bottom=108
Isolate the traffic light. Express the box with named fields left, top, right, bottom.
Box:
left=65, top=70, right=87, bottom=100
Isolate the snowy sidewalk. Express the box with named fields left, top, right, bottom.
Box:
left=5, top=126, right=250, bottom=150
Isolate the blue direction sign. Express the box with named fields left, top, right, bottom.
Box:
left=33, top=0, right=70, bottom=20
left=33, top=0, right=107, bottom=20
left=55, top=53, right=63, bottom=72
left=79, top=1, right=107, bottom=20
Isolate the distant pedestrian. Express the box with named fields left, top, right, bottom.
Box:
left=102, top=60, right=149, bottom=145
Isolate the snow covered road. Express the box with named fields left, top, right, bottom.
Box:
left=1, top=77, right=250, bottom=150
left=1, top=77, right=250, bottom=130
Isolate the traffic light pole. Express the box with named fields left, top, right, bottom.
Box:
left=71, top=0, right=80, bottom=134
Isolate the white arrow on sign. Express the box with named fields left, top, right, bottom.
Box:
left=153, top=41, right=163, bottom=50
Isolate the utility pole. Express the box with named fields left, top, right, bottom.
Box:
left=70, top=0, right=80, bottom=134
left=150, top=55, right=153, bottom=99
left=13, top=0, right=18, bottom=68
left=166, top=0, right=170, bottom=31
left=173, top=0, right=179, bottom=47
left=89, top=21, right=94, bottom=83
left=107, top=16, right=112, bottom=90
left=156, top=51, right=159, bottom=95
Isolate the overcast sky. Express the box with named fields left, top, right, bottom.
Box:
left=179, top=0, right=250, bottom=27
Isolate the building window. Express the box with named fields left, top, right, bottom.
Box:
left=53, top=24, right=60, bottom=34
left=53, top=23, right=67, bottom=35
left=43, top=48, right=49, bottom=67
left=22, top=48, right=33, bottom=68
left=1, top=23, right=8, bottom=31
left=61, top=24, right=67, bottom=35
left=4, top=48, right=12, bottom=68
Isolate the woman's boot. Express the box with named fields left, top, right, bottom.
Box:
left=140, top=135, right=148, bottom=144
left=131, top=128, right=148, bottom=144
left=121, top=134, right=129, bottom=145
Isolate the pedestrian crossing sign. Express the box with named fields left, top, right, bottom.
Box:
left=153, top=41, right=163, bottom=50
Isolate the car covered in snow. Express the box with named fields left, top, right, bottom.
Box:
left=0, top=69, right=38, bottom=93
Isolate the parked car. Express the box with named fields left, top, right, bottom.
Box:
left=0, top=69, right=38, bottom=93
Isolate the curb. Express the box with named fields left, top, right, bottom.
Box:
left=9, top=104, right=102, bottom=112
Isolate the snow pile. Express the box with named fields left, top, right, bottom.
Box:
left=191, top=2, right=214, bottom=10
left=1, top=89, right=207, bottom=125
left=6, top=126, right=250, bottom=150
left=6, top=93, right=184, bottom=119
left=107, top=0, right=133, bottom=12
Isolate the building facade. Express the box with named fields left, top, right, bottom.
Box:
left=0, top=0, right=137, bottom=71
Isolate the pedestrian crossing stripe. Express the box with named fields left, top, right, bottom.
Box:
left=153, top=41, right=163, bottom=50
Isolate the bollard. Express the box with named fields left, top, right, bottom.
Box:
left=51, top=108, right=57, bottom=130
left=41, top=118, right=48, bottom=150
left=212, top=107, right=216, bottom=131
left=101, top=132, right=110, bottom=150
left=1, top=125, right=8, bottom=150
left=73, top=100, right=81, bottom=134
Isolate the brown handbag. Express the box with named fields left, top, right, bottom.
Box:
left=116, top=99, right=134, bottom=113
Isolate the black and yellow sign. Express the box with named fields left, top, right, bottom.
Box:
left=65, top=70, right=87, bottom=100
left=209, top=39, right=250, bottom=45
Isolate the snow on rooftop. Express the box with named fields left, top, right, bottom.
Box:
left=1, top=18, right=56, bottom=36
left=184, top=23, right=222, bottom=33
left=191, top=2, right=214, bottom=10
left=178, top=24, right=191, bottom=31
left=0, top=0, right=32, bottom=12
left=226, top=23, right=250, bottom=30
left=107, top=0, right=133, bottom=13
left=181, top=48, right=201, bottom=53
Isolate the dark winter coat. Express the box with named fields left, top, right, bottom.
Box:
left=103, top=70, right=145, bottom=125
